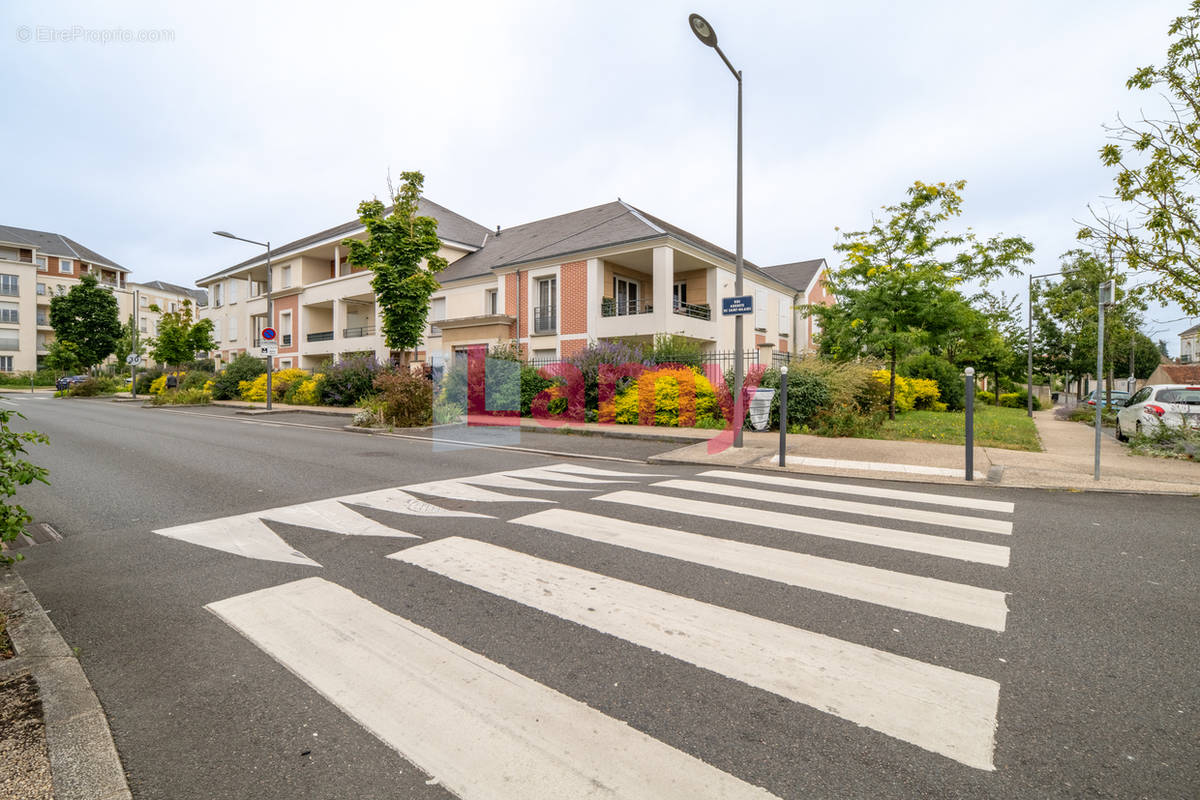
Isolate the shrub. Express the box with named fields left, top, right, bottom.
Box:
left=645, top=334, right=704, bottom=367
left=285, top=374, right=323, bottom=406
left=318, top=355, right=383, bottom=406
left=373, top=370, right=434, bottom=427
left=871, top=370, right=940, bottom=413
left=69, top=378, right=102, bottom=397
left=149, top=374, right=169, bottom=395
left=352, top=395, right=385, bottom=427
left=998, top=390, right=1042, bottom=411
left=564, top=339, right=648, bottom=412
left=150, top=389, right=211, bottom=405
left=612, top=366, right=723, bottom=427
left=434, top=398, right=465, bottom=425
left=757, top=367, right=833, bottom=430
left=239, top=368, right=311, bottom=402
left=180, top=371, right=212, bottom=391
left=211, top=354, right=265, bottom=400
left=900, top=354, right=965, bottom=410
left=976, top=391, right=995, bottom=405
left=135, top=368, right=163, bottom=395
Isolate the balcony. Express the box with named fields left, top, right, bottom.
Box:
left=601, top=298, right=652, bottom=317
left=533, top=305, right=557, bottom=334
left=307, top=331, right=334, bottom=343
left=673, top=301, right=712, bottom=321
left=343, top=325, right=375, bottom=339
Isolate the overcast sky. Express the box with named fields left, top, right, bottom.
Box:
left=2, top=0, right=1196, bottom=351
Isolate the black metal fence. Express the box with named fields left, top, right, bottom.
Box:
left=523, top=349, right=793, bottom=372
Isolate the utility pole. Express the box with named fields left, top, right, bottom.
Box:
left=131, top=288, right=139, bottom=399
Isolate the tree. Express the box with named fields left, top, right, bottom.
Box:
left=0, top=409, right=49, bottom=565
left=957, top=292, right=1026, bottom=404
left=113, top=314, right=147, bottom=371
left=48, top=273, right=121, bottom=371
left=43, top=339, right=81, bottom=377
left=343, top=171, right=447, bottom=362
left=149, top=300, right=215, bottom=374
left=810, top=180, right=1034, bottom=418
left=1080, top=2, right=1200, bottom=314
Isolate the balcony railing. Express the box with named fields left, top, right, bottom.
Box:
left=601, top=298, right=652, bottom=317
left=343, top=325, right=375, bottom=338
left=307, top=331, right=334, bottom=343
left=0, top=287, right=18, bottom=297
left=673, top=301, right=712, bottom=321
left=533, top=305, right=557, bottom=334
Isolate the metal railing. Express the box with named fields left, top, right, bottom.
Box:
left=0, top=286, right=18, bottom=297
left=343, top=325, right=375, bottom=338
left=307, top=331, right=334, bottom=343
left=281, top=334, right=292, bottom=346
left=533, top=305, right=557, bottom=333
left=601, top=298, right=652, bottom=317
left=672, top=301, right=712, bottom=320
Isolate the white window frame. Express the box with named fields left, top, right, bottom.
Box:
left=280, top=265, right=292, bottom=289
left=0, top=356, right=12, bottom=372
left=228, top=280, right=238, bottom=303
left=779, top=298, right=790, bottom=337
left=613, top=276, right=640, bottom=316
left=36, top=282, right=45, bottom=296
left=58, top=258, right=72, bottom=274
left=229, top=316, right=238, bottom=341
left=0, top=274, right=18, bottom=296
left=0, top=302, right=18, bottom=324
left=486, top=289, right=498, bottom=315
left=36, top=256, right=48, bottom=272
left=673, top=280, right=687, bottom=309
left=754, top=288, right=767, bottom=331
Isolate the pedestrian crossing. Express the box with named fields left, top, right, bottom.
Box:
left=162, top=462, right=1017, bottom=793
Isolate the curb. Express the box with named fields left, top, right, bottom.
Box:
left=0, top=571, right=132, bottom=800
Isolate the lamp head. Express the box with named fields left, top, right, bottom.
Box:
left=688, top=13, right=718, bottom=47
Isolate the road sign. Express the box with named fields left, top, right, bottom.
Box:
left=261, top=327, right=277, bottom=341
left=721, top=295, right=753, bottom=316
left=257, top=344, right=279, bottom=357
left=125, top=354, right=142, bottom=366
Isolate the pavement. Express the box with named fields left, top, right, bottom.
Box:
left=0, top=393, right=1196, bottom=799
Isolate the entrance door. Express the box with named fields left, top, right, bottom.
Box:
left=614, top=277, right=639, bottom=315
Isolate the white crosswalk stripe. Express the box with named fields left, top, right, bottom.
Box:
left=182, top=463, right=1019, bottom=783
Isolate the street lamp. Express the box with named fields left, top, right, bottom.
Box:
left=688, top=12, right=746, bottom=448
left=1026, top=269, right=1071, bottom=417
left=213, top=231, right=273, bottom=410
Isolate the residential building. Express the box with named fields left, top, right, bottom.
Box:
left=128, top=280, right=209, bottom=366
left=0, top=224, right=133, bottom=373
left=1179, top=322, right=1199, bottom=364
left=196, top=199, right=833, bottom=371
left=1145, top=362, right=1200, bottom=386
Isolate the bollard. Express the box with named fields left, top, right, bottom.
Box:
left=778, top=364, right=788, bottom=467
left=964, top=367, right=975, bottom=481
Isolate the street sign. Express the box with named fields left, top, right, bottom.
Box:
left=261, top=327, right=277, bottom=341
left=721, top=295, right=753, bottom=316
left=257, top=344, right=279, bottom=357
left=125, top=354, right=142, bottom=366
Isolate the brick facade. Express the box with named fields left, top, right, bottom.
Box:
left=560, top=260, right=588, bottom=336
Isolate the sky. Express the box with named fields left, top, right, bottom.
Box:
left=2, top=0, right=1196, bottom=352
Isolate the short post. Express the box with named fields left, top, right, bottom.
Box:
left=964, top=367, right=975, bottom=481
left=30, top=374, right=34, bottom=394
left=778, top=364, right=788, bottom=467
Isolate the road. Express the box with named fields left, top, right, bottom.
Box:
left=4, top=393, right=1198, bottom=800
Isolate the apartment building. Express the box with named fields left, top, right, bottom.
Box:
left=196, top=199, right=833, bottom=371
left=1180, top=323, right=1199, bottom=364
left=0, top=224, right=134, bottom=373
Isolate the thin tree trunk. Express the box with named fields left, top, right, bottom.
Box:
left=888, top=346, right=897, bottom=421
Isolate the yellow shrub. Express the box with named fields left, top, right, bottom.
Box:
left=290, top=375, right=322, bottom=406
left=203, top=380, right=214, bottom=393
left=239, top=368, right=311, bottom=402
left=872, top=370, right=942, bottom=412
left=612, top=367, right=722, bottom=427
left=150, top=375, right=168, bottom=395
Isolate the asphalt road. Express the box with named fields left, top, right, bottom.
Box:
left=5, top=394, right=1198, bottom=800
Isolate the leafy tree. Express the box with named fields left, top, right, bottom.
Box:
left=113, top=314, right=147, bottom=371
left=0, top=409, right=49, bottom=565
left=1080, top=2, right=1200, bottom=314
left=343, top=171, right=447, bottom=361
left=957, top=292, right=1026, bottom=404
left=811, top=180, right=1034, bottom=418
left=149, top=300, right=215, bottom=374
left=48, top=273, right=121, bottom=371
left=43, top=339, right=81, bottom=377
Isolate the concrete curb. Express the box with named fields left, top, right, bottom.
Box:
left=1, top=571, right=131, bottom=800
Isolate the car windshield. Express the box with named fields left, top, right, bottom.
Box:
left=1155, top=389, right=1200, bottom=404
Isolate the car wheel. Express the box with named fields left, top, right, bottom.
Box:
left=1116, top=419, right=1126, bottom=442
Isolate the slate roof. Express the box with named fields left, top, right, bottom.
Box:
left=761, top=259, right=826, bottom=293
left=201, top=197, right=492, bottom=282
left=135, top=279, right=209, bottom=307
left=0, top=224, right=129, bottom=271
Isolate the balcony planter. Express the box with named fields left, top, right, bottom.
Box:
left=601, top=297, right=615, bottom=317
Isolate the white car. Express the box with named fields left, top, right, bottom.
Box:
left=1115, top=384, right=1200, bottom=441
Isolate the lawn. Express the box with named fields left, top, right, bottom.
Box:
left=871, top=404, right=1042, bottom=452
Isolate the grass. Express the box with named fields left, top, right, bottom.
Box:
left=870, top=404, right=1042, bottom=452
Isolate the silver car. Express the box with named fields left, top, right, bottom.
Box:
left=1115, top=384, right=1200, bottom=441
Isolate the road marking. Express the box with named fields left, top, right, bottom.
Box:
left=457, top=472, right=589, bottom=492
left=534, top=463, right=672, bottom=479
left=154, top=500, right=417, bottom=566
left=501, top=466, right=639, bottom=485
left=208, top=577, right=778, bottom=799
left=511, top=509, right=1007, bottom=631
left=654, top=479, right=1012, bottom=535
left=698, top=470, right=1015, bottom=514
left=0, top=398, right=18, bottom=407
left=401, top=479, right=555, bottom=504
left=337, top=487, right=492, bottom=518
left=596, top=491, right=1010, bottom=566
left=391, top=538, right=1001, bottom=770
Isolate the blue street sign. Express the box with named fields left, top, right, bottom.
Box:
left=721, top=295, right=753, bottom=316
left=261, top=327, right=277, bottom=340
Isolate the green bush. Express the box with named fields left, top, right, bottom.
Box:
left=998, top=391, right=1042, bottom=410
left=0, top=369, right=58, bottom=387
left=68, top=376, right=121, bottom=397
left=757, top=366, right=833, bottom=429
left=318, top=356, right=382, bottom=406
left=374, top=370, right=433, bottom=427
left=150, top=388, right=211, bottom=405
left=180, top=371, right=213, bottom=391
left=211, top=354, right=266, bottom=400
left=900, top=354, right=965, bottom=410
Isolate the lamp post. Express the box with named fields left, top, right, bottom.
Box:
left=688, top=12, right=745, bottom=447
left=1026, top=269, right=1071, bottom=417
left=213, top=231, right=273, bottom=410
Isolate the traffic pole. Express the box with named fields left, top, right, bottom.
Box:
left=778, top=364, right=788, bottom=467
left=965, top=367, right=975, bottom=481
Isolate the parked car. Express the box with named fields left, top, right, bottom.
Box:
left=1085, top=389, right=1130, bottom=408
left=1115, top=384, right=1200, bottom=441
left=55, top=374, right=89, bottom=391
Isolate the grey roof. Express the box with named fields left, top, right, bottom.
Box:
left=135, top=280, right=209, bottom=307
left=202, top=197, right=491, bottom=282
left=761, top=259, right=826, bottom=292
left=0, top=224, right=129, bottom=272
left=1181, top=323, right=1200, bottom=336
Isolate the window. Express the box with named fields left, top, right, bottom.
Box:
left=0, top=274, right=17, bottom=296
left=755, top=288, right=767, bottom=330
left=36, top=310, right=47, bottom=326
left=0, top=356, right=11, bottom=372
left=140, top=295, right=148, bottom=306
left=0, top=303, right=18, bottom=324
left=613, top=277, right=639, bottom=315
left=228, top=280, right=239, bottom=303
left=169, top=301, right=177, bottom=312
left=280, top=311, right=292, bottom=344
left=36, top=257, right=47, bottom=272
left=673, top=281, right=687, bottom=309
left=0, top=331, right=17, bottom=350
left=36, top=283, right=46, bottom=296
left=280, top=265, right=292, bottom=289
left=140, top=316, right=147, bottom=333
left=58, top=258, right=72, bottom=274
left=212, top=284, right=223, bottom=307
left=280, top=359, right=292, bottom=369
left=535, top=277, right=557, bottom=333
left=779, top=299, right=790, bottom=336
left=213, top=318, right=221, bottom=340
left=533, top=348, right=556, bottom=361
left=429, top=297, right=446, bottom=336
left=229, top=316, right=238, bottom=341
left=486, top=289, right=498, bottom=315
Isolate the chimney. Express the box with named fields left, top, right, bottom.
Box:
left=495, top=225, right=501, bottom=238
